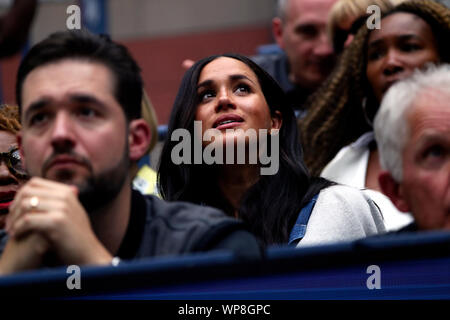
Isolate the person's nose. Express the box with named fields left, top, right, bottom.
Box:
left=382, top=50, right=404, bottom=76
left=50, top=112, right=76, bottom=152
left=215, top=87, right=236, bottom=113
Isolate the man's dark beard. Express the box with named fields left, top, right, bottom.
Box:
left=40, top=145, right=129, bottom=214
left=77, top=150, right=129, bottom=213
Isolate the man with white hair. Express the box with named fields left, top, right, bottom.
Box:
left=375, top=64, right=450, bottom=231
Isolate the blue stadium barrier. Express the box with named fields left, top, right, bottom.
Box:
left=0, top=231, right=449, bottom=299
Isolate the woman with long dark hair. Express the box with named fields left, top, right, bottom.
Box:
left=158, top=53, right=385, bottom=247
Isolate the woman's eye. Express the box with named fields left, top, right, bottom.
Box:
left=235, top=84, right=250, bottom=94
left=402, top=43, right=421, bottom=52
left=199, top=90, right=215, bottom=101
left=368, top=48, right=383, bottom=61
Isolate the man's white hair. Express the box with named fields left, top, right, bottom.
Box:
left=374, top=64, right=450, bottom=182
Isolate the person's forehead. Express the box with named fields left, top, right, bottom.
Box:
left=407, top=90, right=450, bottom=140
left=23, top=59, right=114, bottom=88
left=286, top=0, right=337, bottom=23
left=369, top=12, right=432, bottom=43
left=21, top=59, right=116, bottom=108
left=199, top=57, right=258, bottom=83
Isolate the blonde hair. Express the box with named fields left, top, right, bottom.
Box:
left=141, top=90, right=158, bottom=153
left=130, top=90, right=159, bottom=178
left=328, top=0, right=407, bottom=50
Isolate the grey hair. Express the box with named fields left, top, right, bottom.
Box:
left=276, top=0, right=289, bottom=20
left=374, top=63, right=450, bottom=182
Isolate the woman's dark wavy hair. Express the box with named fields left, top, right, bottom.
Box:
left=300, top=0, right=450, bottom=176
left=158, top=53, right=332, bottom=246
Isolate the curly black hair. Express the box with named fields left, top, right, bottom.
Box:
left=300, top=0, right=450, bottom=176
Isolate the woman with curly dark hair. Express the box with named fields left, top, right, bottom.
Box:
left=158, top=53, right=385, bottom=247
left=327, top=0, right=406, bottom=54
left=299, top=0, right=449, bottom=231
left=0, top=104, right=28, bottom=229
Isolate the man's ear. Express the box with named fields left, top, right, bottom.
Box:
left=272, top=17, right=284, bottom=49
left=17, top=131, right=26, bottom=169
left=378, top=170, right=410, bottom=212
left=271, top=110, right=283, bottom=130
left=128, top=119, right=152, bottom=162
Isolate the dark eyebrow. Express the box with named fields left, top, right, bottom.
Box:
left=24, top=94, right=107, bottom=121
left=230, top=74, right=255, bottom=84
left=368, top=34, right=422, bottom=48
left=69, top=94, right=108, bottom=109
left=23, top=98, right=51, bottom=121
left=197, top=74, right=256, bottom=89
left=197, top=79, right=213, bottom=90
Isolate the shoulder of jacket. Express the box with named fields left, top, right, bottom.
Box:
left=144, top=195, right=240, bottom=229
left=317, top=185, right=376, bottom=212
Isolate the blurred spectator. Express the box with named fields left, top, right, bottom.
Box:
left=159, top=53, right=386, bottom=248
left=252, top=0, right=337, bottom=113
left=375, top=64, right=450, bottom=231
left=0, top=30, right=261, bottom=275
left=300, top=0, right=449, bottom=230
left=0, top=105, right=28, bottom=230
left=132, top=90, right=159, bottom=196
left=328, top=0, right=406, bottom=54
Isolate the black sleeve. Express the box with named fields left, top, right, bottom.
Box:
left=201, top=229, right=263, bottom=262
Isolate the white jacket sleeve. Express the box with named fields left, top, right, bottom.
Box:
left=297, top=185, right=386, bottom=247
